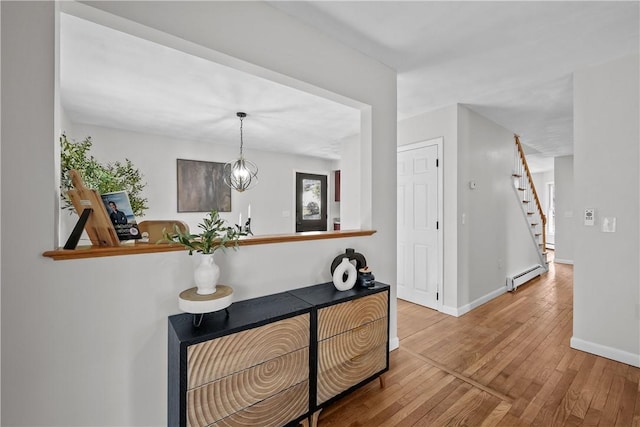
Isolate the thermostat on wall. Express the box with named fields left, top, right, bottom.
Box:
left=584, top=208, right=595, bottom=226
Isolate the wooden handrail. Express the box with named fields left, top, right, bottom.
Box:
left=514, top=135, right=547, bottom=251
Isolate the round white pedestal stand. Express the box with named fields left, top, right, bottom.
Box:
left=179, top=285, right=233, bottom=326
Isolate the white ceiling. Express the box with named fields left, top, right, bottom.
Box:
left=60, top=12, right=361, bottom=160
left=270, top=1, right=639, bottom=161
left=61, top=2, right=639, bottom=170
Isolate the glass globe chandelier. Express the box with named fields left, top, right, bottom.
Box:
left=223, top=112, right=258, bottom=192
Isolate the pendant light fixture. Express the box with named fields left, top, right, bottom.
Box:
left=223, top=112, right=258, bottom=192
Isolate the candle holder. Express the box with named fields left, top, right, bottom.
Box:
left=236, top=218, right=253, bottom=236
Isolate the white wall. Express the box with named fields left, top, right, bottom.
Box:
left=397, top=105, right=539, bottom=315
left=64, top=123, right=337, bottom=238
left=338, top=133, right=361, bottom=230
left=571, top=54, right=640, bottom=367
left=1, top=2, right=397, bottom=426
left=457, top=106, right=540, bottom=308
left=554, top=156, right=574, bottom=263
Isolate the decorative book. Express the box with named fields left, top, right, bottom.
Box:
left=101, top=191, right=141, bottom=241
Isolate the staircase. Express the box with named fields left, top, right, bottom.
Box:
left=510, top=135, right=549, bottom=287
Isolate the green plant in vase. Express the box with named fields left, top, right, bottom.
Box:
left=163, top=210, right=245, bottom=295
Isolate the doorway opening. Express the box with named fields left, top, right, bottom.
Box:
left=546, top=181, right=555, bottom=249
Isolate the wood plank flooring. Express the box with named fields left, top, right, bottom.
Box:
left=315, top=261, right=640, bottom=426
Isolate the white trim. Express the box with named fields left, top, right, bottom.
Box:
left=397, top=137, right=442, bottom=153
left=435, top=138, right=444, bottom=313
left=571, top=337, right=640, bottom=368
left=397, top=137, right=444, bottom=313
left=440, top=305, right=461, bottom=317
left=389, top=336, right=400, bottom=351
left=554, top=258, right=574, bottom=265
left=440, top=286, right=509, bottom=318
left=456, top=286, right=507, bottom=317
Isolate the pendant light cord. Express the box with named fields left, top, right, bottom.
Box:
left=239, top=115, right=244, bottom=157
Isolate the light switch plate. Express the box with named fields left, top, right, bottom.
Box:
left=602, top=217, right=616, bottom=233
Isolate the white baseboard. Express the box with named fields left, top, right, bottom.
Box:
left=389, top=336, right=400, bottom=351
left=439, top=286, right=507, bottom=317
left=457, top=287, right=507, bottom=317
left=440, top=304, right=461, bottom=317
left=554, top=258, right=574, bottom=265
left=570, top=337, right=640, bottom=367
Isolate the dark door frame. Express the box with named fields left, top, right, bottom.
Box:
left=296, top=172, right=328, bottom=232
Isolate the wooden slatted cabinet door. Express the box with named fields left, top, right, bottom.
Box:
left=186, top=314, right=310, bottom=427
left=316, top=291, right=389, bottom=405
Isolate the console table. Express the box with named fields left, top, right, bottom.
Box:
left=168, top=282, right=390, bottom=427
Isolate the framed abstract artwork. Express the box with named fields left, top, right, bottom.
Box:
left=176, top=159, right=231, bottom=212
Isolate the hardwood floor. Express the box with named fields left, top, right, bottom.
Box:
left=316, top=261, right=640, bottom=426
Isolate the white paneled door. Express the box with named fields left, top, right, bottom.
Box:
left=397, top=143, right=439, bottom=309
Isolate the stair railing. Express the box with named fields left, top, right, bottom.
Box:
left=513, top=135, right=547, bottom=253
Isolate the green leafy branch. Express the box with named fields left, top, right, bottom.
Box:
left=162, top=210, right=245, bottom=255
left=60, top=133, right=148, bottom=217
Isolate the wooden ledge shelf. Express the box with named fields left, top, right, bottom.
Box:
left=42, top=229, right=377, bottom=261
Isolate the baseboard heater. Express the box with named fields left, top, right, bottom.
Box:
left=506, top=264, right=544, bottom=291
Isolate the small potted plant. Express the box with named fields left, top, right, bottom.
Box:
left=163, top=210, right=244, bottom=295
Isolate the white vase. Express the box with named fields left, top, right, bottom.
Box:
left=332, top=257, right=357, bottom=291
left=193, top=253, right=220, bottom=295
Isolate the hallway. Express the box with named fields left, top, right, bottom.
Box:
left=317, top=262, right=640, bottom=426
